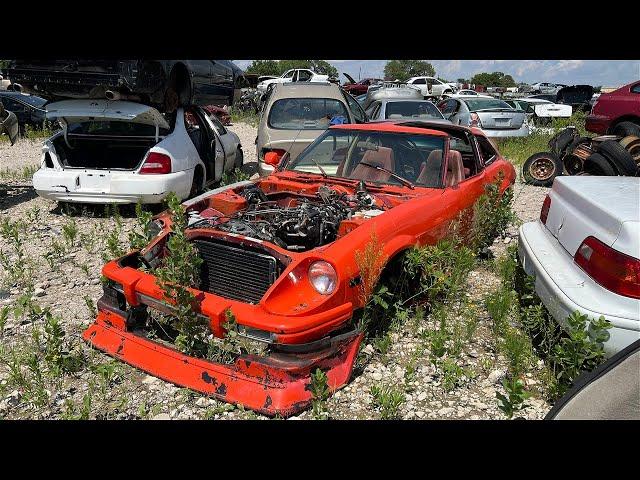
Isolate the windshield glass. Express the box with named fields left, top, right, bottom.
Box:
left=464, top=98, right=512, bottom=111
left=268, top=98, right=349, bottom=130
left=385, top=101, right=444, bottom=120
left=17, top=95, right=47, bottom=108
left=285, top=129, right=446, bottom=188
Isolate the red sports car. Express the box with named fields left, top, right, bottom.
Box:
left=83, top=120, right=516, bottom=416
left=586, top=81, right=640, bottom=136
left=342, top=73, right=383, bottom=96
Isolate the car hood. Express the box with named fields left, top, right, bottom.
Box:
left=45, top=100, right=170, bottom=129
left=343, top=72, right=356, bottom=85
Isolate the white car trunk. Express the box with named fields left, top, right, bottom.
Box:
left=545, top=177, right=640, bottom=258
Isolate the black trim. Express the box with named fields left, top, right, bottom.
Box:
left=545, top=339, right=640, bottom=420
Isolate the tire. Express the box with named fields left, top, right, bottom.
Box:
left=234, top=147, right=244, bottom=170
left=189, top=167, right=204, bottom=198
left=612, top=121, right=640, bottom=137
left=618, top=135, right=640, bottom=167
left=583, top=153, right=617, bottom=176
left=596, top=140, right=637, bottom=175
left=522, top=152, right=563, bottom=186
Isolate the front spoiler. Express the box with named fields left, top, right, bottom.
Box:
left=83, top=310, right=363, bottom=417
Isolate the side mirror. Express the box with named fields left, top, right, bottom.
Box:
left=264, top=151, right=281, bottom=166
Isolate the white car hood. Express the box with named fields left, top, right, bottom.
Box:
left=45, top=100, right=169, bottom=129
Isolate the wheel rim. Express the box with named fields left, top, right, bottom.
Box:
left=529, top=157, right=556, bottom=181
left=563, top=154, right=583, bottom=175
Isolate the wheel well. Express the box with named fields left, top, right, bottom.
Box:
left=169, top=63, right=191, bottom=106
left=609, top=115, right=640, bottom=131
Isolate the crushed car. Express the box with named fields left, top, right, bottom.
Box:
left=3, top=60, right=245, bottom=112
left=519, top=176, right=640, bottom=356
left=0, top=91, right=49, bottom=135
left=83, top=120, right=516, bottom=416
left=522, top=126, right=640, bottom=186
left=33, top=100, right=243, bottom=204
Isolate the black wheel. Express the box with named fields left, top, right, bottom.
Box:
left=612, top=121, right=640, bottom=137
left=596, top=140, right=637, bottom=175
left=563, top=154, right=585, bottom=175
left=189, top=167, right=204, bottom=198
left=583, top=153, right=617, bottom=176
left=234, top=147, right=244, bottom=170
left=522, top=152, right=563, bottom=186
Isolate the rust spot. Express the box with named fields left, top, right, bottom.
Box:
left=263, top=395, right=272, bottom=409
left=215, top=383, right=227, bottom=396
left=201, top=372, right=218, bottom=385
left=116, top=341, right=125, bottom=354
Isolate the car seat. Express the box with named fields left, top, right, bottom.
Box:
left=444, top=149, right=464, bottom=187
left=349, top=147, right=395, bottom=183
left=416, top=149, right=443, bottom=186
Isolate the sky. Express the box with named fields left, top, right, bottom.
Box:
left=233, top=60, right=639, bottom=87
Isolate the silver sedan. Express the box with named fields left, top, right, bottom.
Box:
left=365, top=99, right=449, bottom=122
left=436, top=96, right=529, bottom=138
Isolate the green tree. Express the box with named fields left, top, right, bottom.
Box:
left=383, top=60, right=435, bottom=82
left=470, top=71, right=516, bottom=88
left=245, top=60, right=280, bottom=77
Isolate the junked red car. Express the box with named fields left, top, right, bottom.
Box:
left=342, top=73, right=383, bottom=96
left=83, top=120, right=516, bottom=416
left=586, top=81, right=640, bottom=136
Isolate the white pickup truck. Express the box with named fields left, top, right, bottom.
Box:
left=518, top=176, right=640, bottom=355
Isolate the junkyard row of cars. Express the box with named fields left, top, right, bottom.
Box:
left=1, top=61, right=639, bottom=419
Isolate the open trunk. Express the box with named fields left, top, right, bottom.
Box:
left=51, top=134, right=156, bottom=170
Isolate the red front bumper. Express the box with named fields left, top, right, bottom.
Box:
left=83, top=310, right=363, bottom=417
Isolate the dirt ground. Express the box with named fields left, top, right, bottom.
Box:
left=0, top=123, right=551, bottom=420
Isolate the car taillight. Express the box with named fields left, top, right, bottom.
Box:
left=540, top=195, right=551, bottom=225
left=574, top=236, right=640, bottom=299
left=140, top=152, right=171, bottom=174
left=262, top=148, right=286, bottom=162
left=469, top=112, right=482, bottom=128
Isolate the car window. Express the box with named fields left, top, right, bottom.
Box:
left=433, top=79, right=443, bottom=85
left=384, top=101, right=444, bottom=119
left=343, top=92, right=367, bottom=122
left=268, top=98, right=350, bottom=130
left=463, top=98, right=512, bottom=111
left=631, top=83, right=640, bottom=94
left=297, top=70, right=312, bottom=82
left=209, top=114, right=227, bottom=135
left=412, top=78, right=426, bottom=85
left=283, top=70, right=294, bottom=79
left=440, top=99, right=458, bottom=115
left=288, top=129, right=447, bottom=188
left=475, top=135, right=498, bottom=165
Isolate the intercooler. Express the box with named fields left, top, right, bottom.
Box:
left=194, top=239, right=280, bottom=304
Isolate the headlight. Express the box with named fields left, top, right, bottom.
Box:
left=308, top=261, right=337, bottom=295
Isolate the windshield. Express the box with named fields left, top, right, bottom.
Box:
left=385, top=101, right=444, bottom=120
left=17, top=95, right=47, bottom=108
left=285, top=129, right=446, bottom=188
left=464, top=98, right=512, bottom=111
left=268, top=98, right=349, bottom=130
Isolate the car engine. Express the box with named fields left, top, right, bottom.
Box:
left=187, top=184, right=384, bottom=251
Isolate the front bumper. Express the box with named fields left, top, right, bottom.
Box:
left=585, top=114, right=608, bottom=135
left=33, top=168, right=192, bottom=204
left=84, top=309, right=362, bottom=417
left=518, top=221, right=640, bottom=355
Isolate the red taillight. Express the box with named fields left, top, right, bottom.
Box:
left=140, top=152, right=171, bottom=175
left=540, top=195, right=551, bottom=225
left=469, top=112, right=482, bottom=128
left=574, top=236, right=640, bottom=299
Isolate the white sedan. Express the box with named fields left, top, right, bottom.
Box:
left=518, top=176, right=640, bottom=355
left=33, top=100, right=243, bottom=204
left=256, top=69, right=329, bottom=94
left=405, top=77, right=456, bottom=97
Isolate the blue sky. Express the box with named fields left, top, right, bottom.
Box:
left=234, top=60, right=639, bottom=87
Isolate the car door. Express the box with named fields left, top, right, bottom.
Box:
left=208, top=113, right=237, bottom=171
left=342, top=91, right=367, bottom=123
left=410, top=78, right=429, bottom=96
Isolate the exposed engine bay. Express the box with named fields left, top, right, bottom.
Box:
left=186, top=182, right=388, bottom=251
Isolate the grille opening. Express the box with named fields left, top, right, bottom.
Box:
left=194, top=239, right=282, bottom=304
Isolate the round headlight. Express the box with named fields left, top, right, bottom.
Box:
left=308, top=261, right=337, bottom=295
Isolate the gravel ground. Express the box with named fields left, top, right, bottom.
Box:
left=0, top=123, right=552, bottom=420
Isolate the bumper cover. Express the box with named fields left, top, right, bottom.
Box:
left=518, top=221, right=640, bottom=355
left=84, top=309, right=363, bottom=417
